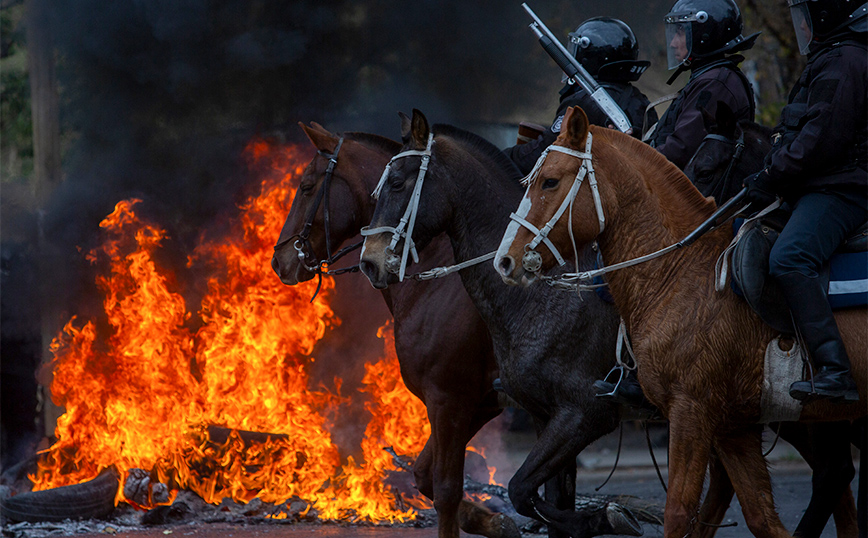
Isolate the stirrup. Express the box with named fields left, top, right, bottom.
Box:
left=595, top=365, right=628, bottom=398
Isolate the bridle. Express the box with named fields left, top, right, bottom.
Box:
left=691, top=129, right=746, bottom=192
left=509, top=130, right=751, bottom=291
left=360, top=133, right=435, bottom=282
left=509, top=132, right=605, bottom=274
left=273, top=137, right=362, bottom=301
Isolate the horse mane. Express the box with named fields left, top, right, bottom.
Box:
left=737, top=120, right=773, bottom=140
left=432, top=124, right=524, bottom=182
left=595, top=127, right=717, bottom=223
left=343, top=131, right=402, bottom=154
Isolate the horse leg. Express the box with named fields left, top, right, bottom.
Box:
left=714, top=425, right=792, bottom=538
left=852, top=417, right=866, bottom=538
left=695, top=448, right=736, bottom=538
left=778, top=421, right=857, bottom=538
left=664, top=404, right=718, bottom=537
left=426, top=399, right=516, bottom=538
left=532, top=414, right=576, bottom=538
left=508, top=409, right=624, bottom=538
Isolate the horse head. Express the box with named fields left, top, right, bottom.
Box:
left=496, top=106, right=618, bottom=286
left=272, top=122, right=396, bottom=285
left=359, top=109, right=448, bottom=288
left=684, top=101, right=773, bottom=204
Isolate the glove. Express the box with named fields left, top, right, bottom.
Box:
left=742, top=169, right=777, bottom=215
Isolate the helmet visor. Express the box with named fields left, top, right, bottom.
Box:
left=788, top=2, right=813, bottom=55
left=665, top=19, right=693, bottom=69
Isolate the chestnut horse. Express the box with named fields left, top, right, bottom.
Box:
left=685, top=105, right=863, bottom=538
left=271, top=123, right=517, bottom=538
left=495, top=105, right=867, bottom=538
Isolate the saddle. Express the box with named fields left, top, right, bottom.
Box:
left=729, top=211, right=868, bottom=333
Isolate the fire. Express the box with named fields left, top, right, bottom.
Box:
left=31, top=139, right=435, bottom=522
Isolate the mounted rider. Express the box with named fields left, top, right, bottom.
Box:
left=507, top=17, right=656, bottom=175
left=742, top=0, right=867, bottom=402
left=595, top=0, right=758, bottom=408
left=648, top=0, right=759, bottom=172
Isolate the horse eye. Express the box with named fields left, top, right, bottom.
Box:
left=542, top=177, right=560, bottom=190
left=390, top=180, right=405, bottom=192
left=299, top=182, right=316, bottom=194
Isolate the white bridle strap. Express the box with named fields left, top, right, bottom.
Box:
left=510, top=133, right=604, bottom=266
left=361, top=133, right=435, bottom=282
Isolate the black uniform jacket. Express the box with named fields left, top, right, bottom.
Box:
left=650, top=57, right=754, bottom=170
left=766, top=40, right=868, bottom=199
left=506, top=81, right=655, bottom=176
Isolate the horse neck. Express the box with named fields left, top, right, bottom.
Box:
left=595, top=154, right=728, bottom=331
left=436, top=141, right=524, bottom=262
left=432, top=140, right=531, bottom=324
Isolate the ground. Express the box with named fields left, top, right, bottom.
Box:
left=1, top=421, right=859, bottom=537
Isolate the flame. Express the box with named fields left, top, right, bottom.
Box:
left=31, top=139, right=436, bottom=522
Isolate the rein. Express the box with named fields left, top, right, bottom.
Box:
left=273, top=137, right=364, bottom=301
left=360, top=134, right=434, bottom=282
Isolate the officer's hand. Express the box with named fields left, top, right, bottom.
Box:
left=743, top=169, right=777, bottom=214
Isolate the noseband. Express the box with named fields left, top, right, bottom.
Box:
left=273, top=137, right=362, bottom=300
left=360, top=133, right=435, bottom=282
left=509, top=132, right=605, bottom=273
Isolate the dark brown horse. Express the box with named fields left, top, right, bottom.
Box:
left=496, top=106, right=867, bottom=538
left=271, top=123, right=517, bottom=538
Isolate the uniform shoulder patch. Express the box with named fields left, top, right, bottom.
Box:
left=551, top=115, right=564, bottom=133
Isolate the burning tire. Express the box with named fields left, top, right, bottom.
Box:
left=0, top=467, right=119, bottom=523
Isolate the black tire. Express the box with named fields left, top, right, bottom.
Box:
left=0, top=467, right=119, bottom=523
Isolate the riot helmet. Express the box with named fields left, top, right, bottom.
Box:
left=788, top=0, right=868, bottom=54
left=568, top=17, right=650, bottom=82
left=664, top=0, right=757, bottom=69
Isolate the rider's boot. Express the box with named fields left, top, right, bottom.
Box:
left=593, top=370, right=655, bottom=410
left=778, top=272, right=860, bottom=402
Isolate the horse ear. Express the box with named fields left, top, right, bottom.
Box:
left=309, top=121, right=330, bottom=135
left=409, top=109, right=430, bottom=149
left=299, top=122, right=338, bottom=153
left=399, top=112, right=412, bottom=143
left=714, top=101, right=737, bottom=138
left=700, top=106, right=716, bottom=131
left=562, top=106, right=589, bottom=149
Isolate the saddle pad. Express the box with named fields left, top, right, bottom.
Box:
left=760, top=337, right=804, bottom=424
left=828, top=251, right=868, bottom=308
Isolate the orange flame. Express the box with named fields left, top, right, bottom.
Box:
left=31, top=139, right=435, bottom=522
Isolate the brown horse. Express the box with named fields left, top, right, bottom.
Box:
left=495, top=106, right=867, bottom=538
left=271, top=123, right=517, bottom=538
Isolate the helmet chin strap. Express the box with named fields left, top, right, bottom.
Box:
left=361, top=132, right=435, bottom=282
left=508, top=132, right=605, bottom=273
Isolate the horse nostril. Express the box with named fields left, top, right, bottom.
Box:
left=497, top=255, right=515, bottom=276
left=359, top=259, right=378, bottom=281
left=271, top=255, right=281, bottom=276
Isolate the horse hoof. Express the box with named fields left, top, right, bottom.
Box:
left=489, top=512, right=522, bottom=538
left=606, top=503, right=642, bottom=536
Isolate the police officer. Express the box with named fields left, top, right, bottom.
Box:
left=594, top=0, right=758, bottom=409
left=743, top=0, right=867, bottom=402
left=506, top=17, right=656, bottom=175
left=648, top=0, right=759, bottom=171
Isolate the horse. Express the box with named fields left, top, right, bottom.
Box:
left=271, top=123, right=518, bottom=538
left=495, top=105, right=867, bottom=538
left=684, top=103, right=863, bottom=538
left=358, top=109, right=721, bottom=537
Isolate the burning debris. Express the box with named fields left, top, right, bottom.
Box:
left=8, top=141, right=447, bottom=525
